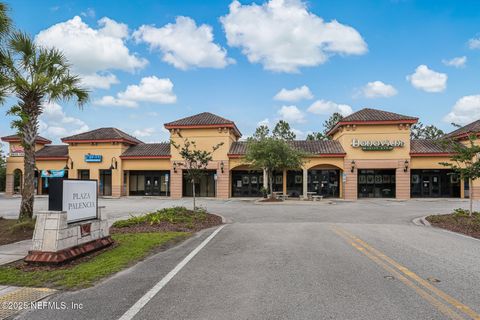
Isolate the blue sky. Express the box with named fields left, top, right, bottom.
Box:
left=2, top=0, right=480, bottom=144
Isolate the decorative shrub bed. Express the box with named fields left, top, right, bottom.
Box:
left=426, top=208, right=480, bottom=239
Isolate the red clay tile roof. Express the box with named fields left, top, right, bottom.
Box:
left=327, top=108, right=418, bottom=136
left=164, top=112, right=241, bottom=137
left=228, top=140, right=345, bottom=156
left=443, top=119, right=480, bottom=139
left=121, top=143, right=171, bottom=158
left=35, top=145, right=69, bottom=158
left=1, top=134, right=51, bottom=144
left=410, top=139, right=457, bottom=154
left=61, top=128, right=143, bottom=145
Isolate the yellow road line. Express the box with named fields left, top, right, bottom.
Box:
left=332, top=226, right=480, bottom=320
left=330, top=226, right=477, bottom=320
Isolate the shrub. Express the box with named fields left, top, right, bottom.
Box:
left=9, top=219, right=36, bottom=233
left=112, top=207, right=208, bottom=228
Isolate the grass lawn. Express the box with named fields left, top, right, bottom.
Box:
left=0, top=217, right=35, bottom=245
left=0, top=232, right=189, bottom=289
left=426, top=209, right=480, bottom=239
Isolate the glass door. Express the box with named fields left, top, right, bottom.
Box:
left=99, top=170, right=112, bottom=196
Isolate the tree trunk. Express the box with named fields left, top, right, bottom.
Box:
left=19, top=121, right=37, bottom=221
left=470, top=178, right=473, bottom=217
left=192, top=178, right=196, bottom=212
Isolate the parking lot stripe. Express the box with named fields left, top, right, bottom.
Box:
left=118, top=225, right=226, bottom=320
left=331, top=226, right=480, bottom=320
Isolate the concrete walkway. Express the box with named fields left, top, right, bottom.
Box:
left=0, top=240, right=31, bottom=266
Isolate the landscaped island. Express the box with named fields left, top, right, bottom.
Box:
left=0, top=207, right=222, bottom=289
left=426, top=209, right=480, bottom=240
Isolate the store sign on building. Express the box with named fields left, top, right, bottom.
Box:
left=10, top=145, right=24, bottom=157
left=84, top=154, right=102, bottom=163
left=351, top=138, right=405, bottom=151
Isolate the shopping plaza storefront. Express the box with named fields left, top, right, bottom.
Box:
left=2, top=108, right=479, bottom=200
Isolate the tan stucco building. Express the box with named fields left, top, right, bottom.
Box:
left=2, top=108, right=479, bottom=200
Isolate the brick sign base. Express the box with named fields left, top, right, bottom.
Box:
left=25, top=236, right=113, bottom=264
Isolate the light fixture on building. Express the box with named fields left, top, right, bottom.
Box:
left=173, top=161, right=177, bottom=173
left=220, top=161, right=224, bottom=173
left=404, top=160, right=409, bottom=172
left=109, top=157, right=118, bottom=170
left=63, top=157, right=74, bottom=170
left=350, top=160, right=356, bottom=173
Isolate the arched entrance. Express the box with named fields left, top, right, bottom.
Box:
left=13, top=169, right=22, bottom=194
left=307, top=164, right=342, bottom=198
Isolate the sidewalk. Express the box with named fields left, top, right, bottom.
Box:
left=0, top=240, right=31, bottom=266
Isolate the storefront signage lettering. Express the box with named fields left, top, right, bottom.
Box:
left=84, top=154, right=102, bottom=163
left=63, top=180, right=98, bottom=223
left=41, top=170, right=65, bottom=178
left=10, top=145, right=24, bottom=157
left=351, top=138, right=404, bottom=151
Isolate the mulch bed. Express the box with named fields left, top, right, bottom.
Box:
left=110, top=212, right=223, bottom=234
left=426, top=214, right=480, bottom=239
left=0, top=218, right=34, bottom=245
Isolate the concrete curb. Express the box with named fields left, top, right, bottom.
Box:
left=412, top=216, right=431, bottom=226
left=210, top=212, right=229, bottom=224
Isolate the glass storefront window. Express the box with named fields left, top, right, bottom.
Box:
left=129, top=171, right=170, bottom=196
left=358, top=169, right=395, bottom=198
left=232, top=170, right=263, bottom=197
left=410, top=169, right=460, bottom=198
left=307, top=169, right=340, bottom=198
left=183, top=170, right=216, bottom=197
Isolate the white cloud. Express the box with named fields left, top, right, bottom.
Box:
left=277, top=105, right=305, bottom=123
left=360, top=81, right=398, bottom=98
left=307, top=100, right=353, bottom=116
left=220, top=0, right=367, bottom=73
left=95, top=76, right=177, bottom=108
left=406, top=65, right=447, bottom=93
left=35, top=16, right=147, bottom=89
left=81, top=8, right=96, bottom=18
left=39, top=102, right=89, bottom=139
left=468, top=37, right=480, bottom=49
left=444, top=95, right=480, bottom=125
left=257, top=118, right=270, bottom=127
left=133, top=128, right=155, bottom=137
left=80, top=73, right=119, bottom=89
left=134, top=16, right=234, bottom=70
left=442, top=56, right=467, bottom=68
left=274, top=85, right=313, bottom=102
left=291, top=128, right=305, bottom=139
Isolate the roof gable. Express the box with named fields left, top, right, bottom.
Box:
left=61, top=127, right=143, bottom=145
left=444, top=119, right=480, bottom=139
left=1, top=134, right=51, bottom=144
left=164, top=112, right=241, bottom=137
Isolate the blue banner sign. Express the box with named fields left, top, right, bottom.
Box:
left=84, top=154, right=102, bottom=163
left=41, top=170, right=65, bottom=178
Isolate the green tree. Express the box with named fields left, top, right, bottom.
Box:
left=411, top=122, right=444, bottom=139
left=306, top=112, right=344, bottom=141
left=440, top=135, right=480, bottom=216
left=0, top=32, right=89, bottom=221
left=272, top=120, right=296, bottom=140
left=253, top=125, right=270, bottom=140
left=245, top=136, right=305, bottom=198
left=171, top=135, right=223, bottom=211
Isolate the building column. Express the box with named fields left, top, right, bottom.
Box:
left=216, top=161, right=229, bottom=199
left=302, top=168, right=308, bottom=199
left=282, top=169, right=287, bottom=195
left=170, top=164, right=182, bottom=199
left=343, top=159, right=357, bottom=200
left=396, top=160, right=410, bottom=200
left=5, top=174, right=13, bottom=196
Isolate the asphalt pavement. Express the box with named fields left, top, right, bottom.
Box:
left=6, top=197, right=479, bottom=320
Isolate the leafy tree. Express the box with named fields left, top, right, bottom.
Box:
left=272, top=120, right=296, bottom=140
left=171, top=135, right=223, bottom=211
left=0, top=144, right=6, bottom=192
left=245, top=136, right=305, bottom=198
left=253, top=125, right=270, bottom=140
left=0, top=32, right=89, bottom=221
left=440, top=135, right=480, bottom=216
left=306, top=112, right=344, bottom=141
left=411, top=122, right=444, bottom=139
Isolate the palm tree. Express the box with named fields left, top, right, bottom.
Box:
left=0, top=32, right=89, bottom=220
